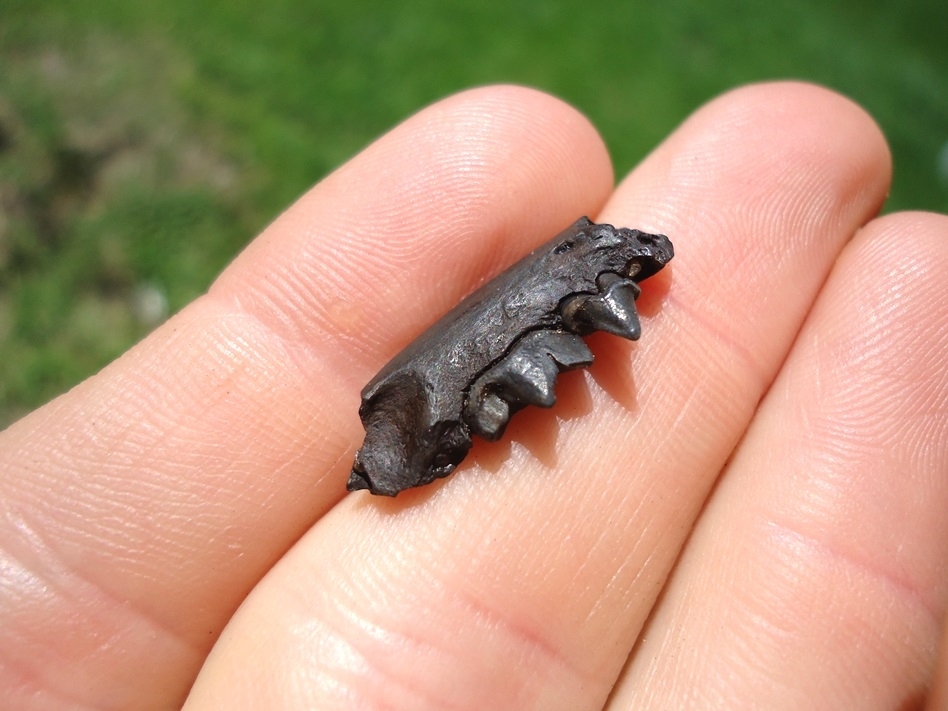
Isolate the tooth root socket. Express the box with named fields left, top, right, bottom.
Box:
left=347, top=468, right=371, bottom=492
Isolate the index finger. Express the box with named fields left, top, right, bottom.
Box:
left=0, top=86, right=613, bottom=708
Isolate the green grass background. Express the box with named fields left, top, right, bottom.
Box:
left=1, top=0, right=946, bottom=426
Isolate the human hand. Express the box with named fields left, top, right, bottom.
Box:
left=2, top=82, right=947, bottom=710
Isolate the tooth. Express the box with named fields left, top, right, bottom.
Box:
left=468, top=391, right=510, bottom=440
left=463, top=331, right=594, bottom=437
left=543, top=330, right=595, bottom=369
left=494, top=331, right=592, bottom=408
left=561, top=273, right=642, bottom=340
left=496, top=351, right=559, bottom=407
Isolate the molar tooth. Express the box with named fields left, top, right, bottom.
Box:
left=497, top=353, right=559, bottom=408
left=463, top=330, right=593, bottom=439
left=469, top=391, right=510, bottom=440
left=494, top=331, right=593, bottom=408
left=545, top=330, right=595, bottom=368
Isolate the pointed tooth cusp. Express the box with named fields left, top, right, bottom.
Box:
left=543, top=329, right=594, bottom=368
left=499, top=353, right=558, bottom=408
left=561, top=274, right=642, bottom=341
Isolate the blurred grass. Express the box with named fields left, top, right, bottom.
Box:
left=1, top=0, right=946, bottom=426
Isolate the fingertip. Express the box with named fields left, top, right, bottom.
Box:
left=856, top=209, right=948, bottom=251
left=701, top=80, right=890, bottom=161
left=720, top=81, right=892, bottom=207
left=609, top=80, right=892, bottom=233
left=213, top=84, right=614, bottom=378
left=389, top=83, right=615, bottom=193
left=826, top=210, right=948, bottom=390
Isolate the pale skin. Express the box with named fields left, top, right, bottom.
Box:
left=1, top=81, right=947, bottom=710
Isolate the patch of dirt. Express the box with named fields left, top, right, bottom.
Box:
left=0, top=33, right=238, bottom=270
left=0, top=31, right=248, bottom=422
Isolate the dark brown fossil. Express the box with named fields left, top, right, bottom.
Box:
left=349, top=217, right=674, bottom=496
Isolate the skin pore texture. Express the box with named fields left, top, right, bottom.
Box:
left=0, top=82, right=947, bottom=710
